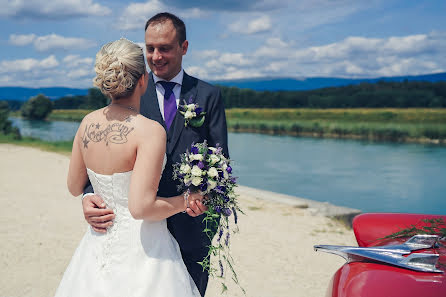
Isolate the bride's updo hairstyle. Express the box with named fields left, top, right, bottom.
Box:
left=93, top=38, right=146, bottom=100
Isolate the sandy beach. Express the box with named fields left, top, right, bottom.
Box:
left=0, top=144, right=357, bottom=297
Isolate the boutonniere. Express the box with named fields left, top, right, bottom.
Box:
left=179, top=97, right=206, bottom=127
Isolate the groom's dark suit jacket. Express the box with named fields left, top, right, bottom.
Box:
left=84, top=71, right=228, bottom=294
left=140, top=71, right=229, bottom=255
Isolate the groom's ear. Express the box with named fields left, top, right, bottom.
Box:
left=181, top=40, right=188, bottom=56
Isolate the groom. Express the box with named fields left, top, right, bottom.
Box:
left=82, top=12, right=229, bottom=296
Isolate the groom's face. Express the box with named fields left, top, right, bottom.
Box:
left=145, top=20, right=188, bottom=81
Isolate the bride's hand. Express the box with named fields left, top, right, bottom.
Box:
left=185, top=192, right=208, bottom=217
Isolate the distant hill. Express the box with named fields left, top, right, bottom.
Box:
left=211, top=72, right=446, bottom=91
left=1, top=72, right=445, bottom=100
left=0, top=87, right=88, bottom=101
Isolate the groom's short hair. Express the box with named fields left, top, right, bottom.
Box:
left=145, top=12, right=186, bottom=46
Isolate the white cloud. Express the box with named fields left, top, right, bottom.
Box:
left=0, top=54, right=96, bottom=88
left=9, top=34, right=95, bottom=52
left=0, top=55, right=59, bottom=73
left=118, top=0, right=207, bottom=31
left=229, top=15, right=271, bottom=35
left=9, top=34, right=36, bottom=46
left=0, top=0, right=111, bottom=20
left=67, top=68, right=93, bottom=79
left=63, top=55, right=94, bottom=67
left=186, top=31, right=446, bottom=80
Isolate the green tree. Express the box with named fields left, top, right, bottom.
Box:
left=0, top=101, right=21, bottom=138
left=21, top=94, right=53, bottom=120
left=81, top=88, right=109, bottom=109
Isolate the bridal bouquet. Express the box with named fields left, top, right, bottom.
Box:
left=173, top=141, right=244, bottom=293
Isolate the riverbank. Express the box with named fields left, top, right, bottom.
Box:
left=0, top=144, right=357, bottom=297
left=44, top=108, right=446, bottom=145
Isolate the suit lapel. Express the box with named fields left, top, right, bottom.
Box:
left=140, top=73, right=165, bottom=127
left=167, top=72, right=197, bottom=155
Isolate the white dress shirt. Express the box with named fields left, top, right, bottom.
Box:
left=152, top=69, right=183, bottom=120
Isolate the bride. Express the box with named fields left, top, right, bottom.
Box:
left=55, top=38, right=201, bottom=297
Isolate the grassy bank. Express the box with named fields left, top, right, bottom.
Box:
left=226, top=108, right=446, bottom=144
left=18, top=108, right=446, bottom=145
left=48, top=109, right=92, bottom=121
left=0, top=134, right=72, bottom=154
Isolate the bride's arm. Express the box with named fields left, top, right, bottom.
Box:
left=67, top=124, right=88, bottom=196
left=128, top=121, right=190, bottom=221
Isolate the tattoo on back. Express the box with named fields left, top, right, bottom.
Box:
left=82, top=119, right=134, bottom=148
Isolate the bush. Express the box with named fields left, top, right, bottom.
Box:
left=0, top=101, right=21, bottom=138
left=21, top=94, right=53, bottom=120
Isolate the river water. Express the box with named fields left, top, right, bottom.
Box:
left=10, top=117, right=446, bottom=215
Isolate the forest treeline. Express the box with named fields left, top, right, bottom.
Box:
left=220, top=80, right=446, bottom=108
left=4, top=80, right=446, bottom=110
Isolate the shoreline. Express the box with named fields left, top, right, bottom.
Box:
left=228, top=127, right=446, bottom=146
left=0, top=144, right=357, bottom=297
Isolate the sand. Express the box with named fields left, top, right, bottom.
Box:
left=0, top=144, right=357, bottom=297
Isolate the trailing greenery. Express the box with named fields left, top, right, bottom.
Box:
left=219, top=80, right=446, bottom=108
left=383, top=218, right=446, bottom=239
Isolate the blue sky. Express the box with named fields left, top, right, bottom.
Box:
left=0, top=0, right=445, bottom=88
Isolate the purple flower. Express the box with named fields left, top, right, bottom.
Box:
left=207, top=149, right=213, bottom=155
left=225, top=232, right=230, bottom=246
left=195, top=107, right=203, bottom=114
left=200, top=182, right=208, bottom=192
left=226, top=166, right=232, bottom=173
left=223, top=208, right=232, bottom=217
left=197, top=161, right=205, bottom=169
left=217, top=228, right=223, bottom=242
left=223, top=196, right=230, bottom=203
left=215, top=185, right=226, bottom=195
left=215, top=206, right=222, bottom=213
left=188, top=96, right=194, bottom=104
left=230, top=177, right=237, bottom=183
left=191, top=146, right=199, bottom=154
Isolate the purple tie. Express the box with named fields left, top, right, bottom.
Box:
left=159, top=81, right=177, bottom=130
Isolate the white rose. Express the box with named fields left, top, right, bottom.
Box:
left=207, top=167, right=218, bottom=178
left=191, top=165, right=202, bottom=177
left=181, top=164, right=191, bottom=174
left=208, top=179, right=217, bottom=190
left=184, top=176, right=191, bottom=184
left=187, top=103, right=196, bottom=110
left=192, top=177, right=202, bottom=186
left=222, top=163, right=228, bottom=170
left=223, top=170, right=229, bottom=180
left=190, top=154, right=203, bottom=161
left=208, top=147, right=217, bottom=152
left=184, top=110, right=194, bottom=119
left=209, top=154, right=220, bottom=165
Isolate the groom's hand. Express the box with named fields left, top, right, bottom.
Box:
left=82, top=194, right=115, bottom=233
left=186, top=200, right=208, bottom=217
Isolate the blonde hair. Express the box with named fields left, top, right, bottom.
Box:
left=93, top=38, right=146, bottom=100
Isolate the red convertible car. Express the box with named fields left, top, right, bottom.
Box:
left=315, top=213, right=446, bottom=297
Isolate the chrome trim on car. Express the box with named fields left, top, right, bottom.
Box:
left=314, top=235, right=443, bottom=273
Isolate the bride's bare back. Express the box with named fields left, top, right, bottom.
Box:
left=78, top=107, right=160, bottom=175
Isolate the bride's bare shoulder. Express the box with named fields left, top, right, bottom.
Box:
left=134, top=115, right=166, bottom=138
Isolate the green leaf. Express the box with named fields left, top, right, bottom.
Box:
left=190, top=115, right=205, bottom=127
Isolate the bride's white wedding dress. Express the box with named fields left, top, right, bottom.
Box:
left=54, top=168, right=200, bottom=297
